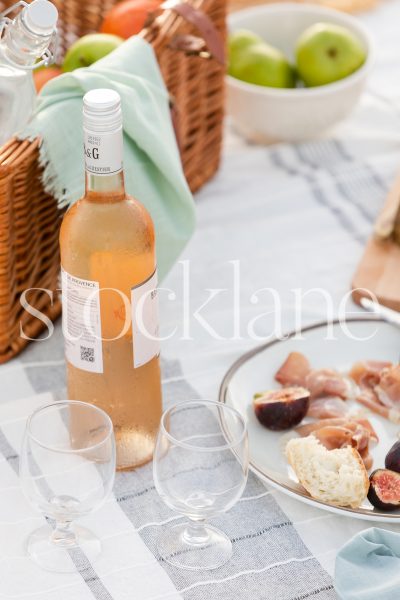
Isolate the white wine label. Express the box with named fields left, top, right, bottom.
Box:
left=83, top=127, right=123, bottom=176
left=61, top=268, right=103, bottom=374
left=131, top=270, right=160, bottom=368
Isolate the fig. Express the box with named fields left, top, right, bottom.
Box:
left=368, top=469, right=400, bottom=511
left=253, top=387, right=310, bottom=431
left=385, top=440, right=400, bottom=473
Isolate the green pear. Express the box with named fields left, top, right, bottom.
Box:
left=230, top=42, right=296, bottom=89
left=228, top=29, right=263, bottom=72
left=62, top=33, right=123, bottom=72
left=296, top=22, right=366, bottom=87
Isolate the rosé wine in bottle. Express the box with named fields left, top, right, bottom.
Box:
left=60, top=89, right=162, bottom=470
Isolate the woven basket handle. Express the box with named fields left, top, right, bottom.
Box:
left=151, top=0, right=225, bottom=65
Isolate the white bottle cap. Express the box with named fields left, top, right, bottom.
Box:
left=83, top=89, right=123, bottom=175
left=24, top=0, right=58, bottom=36
left=83, top=89, right=122, bottom=133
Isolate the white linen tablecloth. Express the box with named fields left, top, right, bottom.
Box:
left=2, top=1, right=400, bottom=598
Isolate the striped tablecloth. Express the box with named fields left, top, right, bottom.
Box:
left=3, top=1, right=400, bottom=598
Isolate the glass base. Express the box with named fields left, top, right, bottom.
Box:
left=26, top=523, right=101, bottom=573
left=157, top=522, right=232, bottom=571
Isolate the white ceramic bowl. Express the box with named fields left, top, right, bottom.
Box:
left=227, top=3, right=373, bottom=143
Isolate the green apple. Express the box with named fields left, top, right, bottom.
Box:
left=62, top=33, right=123, bottom=72
left=229, top=42, right=296, bottom=88
left=228, top=29, right=263, bottom=73
left=296, top=22, right=366, bottom=87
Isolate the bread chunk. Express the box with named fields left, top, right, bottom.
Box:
left=285, top=435, right=369, bottom=508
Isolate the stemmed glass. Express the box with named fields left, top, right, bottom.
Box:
left=20, top=400, right=116, bottom=573
left=153, top=400, right=249, bottom=570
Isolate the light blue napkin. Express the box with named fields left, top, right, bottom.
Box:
left=335, top=527, right=400, bottom=599
left=20, top=36, right=195, bottom=280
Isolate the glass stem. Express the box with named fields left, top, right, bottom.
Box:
left=51, top=520, right=77, bottom=548
left=183, top=518, right=210, bottom=546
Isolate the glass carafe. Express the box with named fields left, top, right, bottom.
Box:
left=0, top=0, right=58, bottom=146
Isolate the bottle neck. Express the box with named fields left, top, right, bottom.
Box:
left=84, top=126, right=126, bottom=202
left=85, top=171, right=126, bottom=202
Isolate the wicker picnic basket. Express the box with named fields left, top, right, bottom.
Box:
left=0, top=0, right=226, bottom=363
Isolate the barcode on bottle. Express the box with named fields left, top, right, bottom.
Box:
left=80, top=345, right=95, bottom=363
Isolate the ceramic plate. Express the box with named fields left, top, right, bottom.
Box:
left=219, top=317, right=400, bottom=522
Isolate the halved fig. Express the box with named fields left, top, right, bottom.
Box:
left=385, top=440, right=400, bottom=473
left=253, top=387, right=310, bottom=431
left=368, top=469, right=400, bottom=511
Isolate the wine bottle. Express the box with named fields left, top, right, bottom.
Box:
left=60, top=88, right=162, bottom=470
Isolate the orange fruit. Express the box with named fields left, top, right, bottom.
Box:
left=100, top=0, right=162, bottom=39
left=33, top=66, right=62, bottom=92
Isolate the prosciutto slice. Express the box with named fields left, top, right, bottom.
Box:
left=295, top=417, right=377, bottom=469
left=295, top=417, right=377, bottom=439
left=275, top=353, right=352, bottom=401
left=313, top=426, right=355, bottom=450
left=375, top=365, right=400, bottom=408
left=349, top=360, right=392, bottom=385
left=357, top=390, right=400, bottom=424
left=305, top=369, right=352, bottom=400
left=358, top=447, right=373, bottom=471
left=307, top=396, right=349, bottom=419
left=275, top=352, right=311, bottom=387
left=354, top=364, right=400, bottom=423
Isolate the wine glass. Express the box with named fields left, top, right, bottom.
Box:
left=153, top=400, right=248, bottom=570
left=20, top=400, right=116, bottom=573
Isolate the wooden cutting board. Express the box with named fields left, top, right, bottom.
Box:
left=352, top=174, right=400, bottom=312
